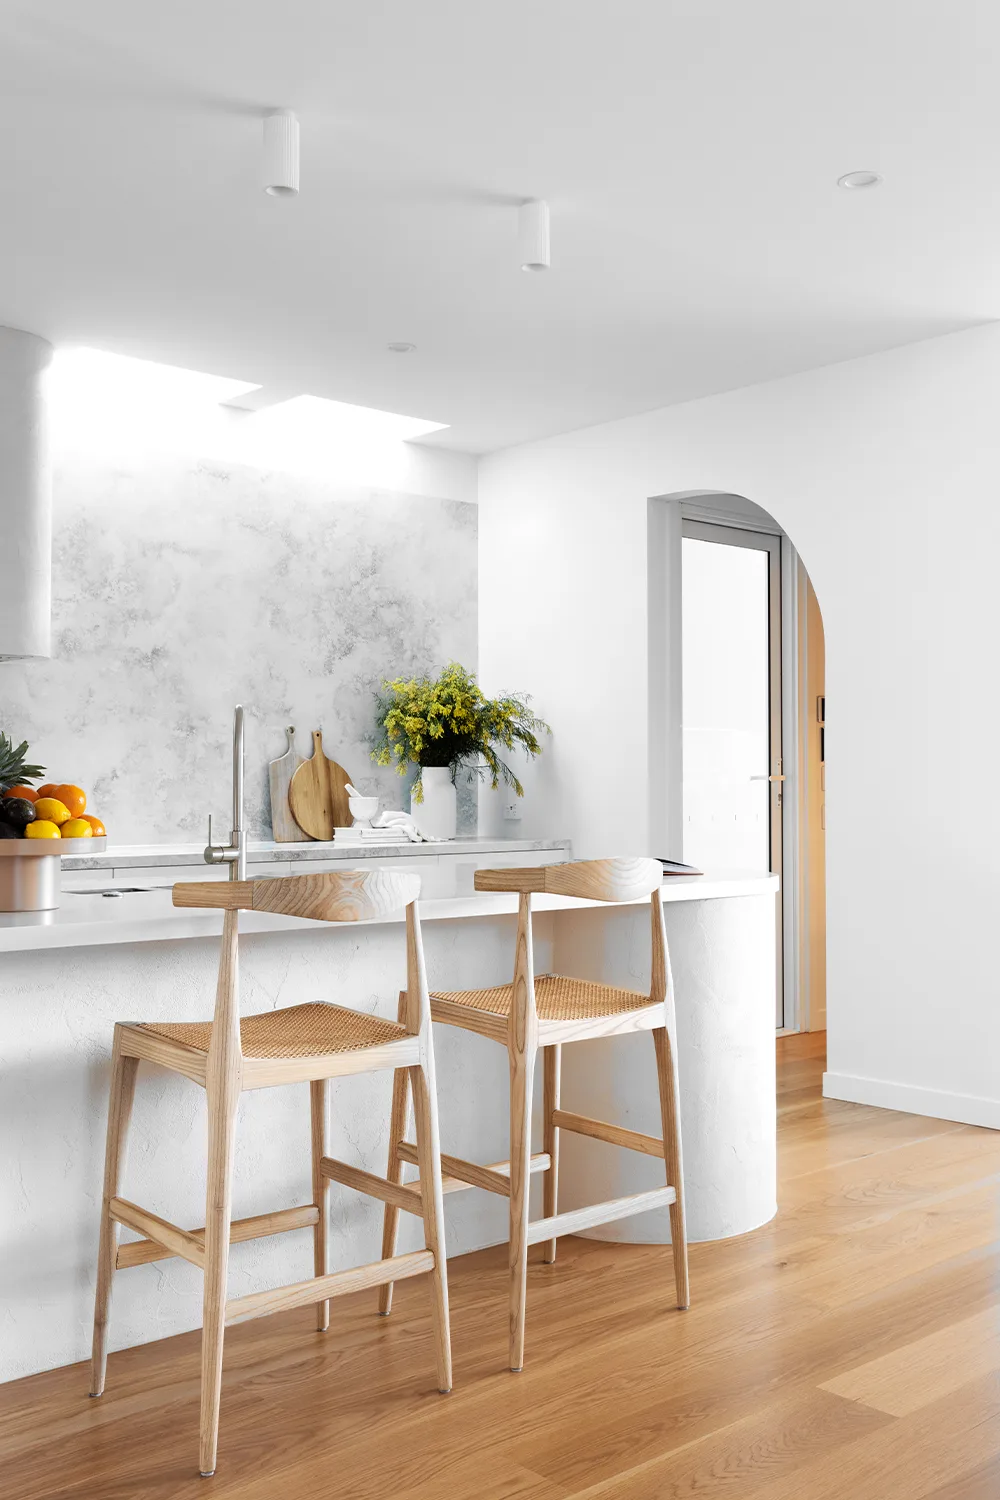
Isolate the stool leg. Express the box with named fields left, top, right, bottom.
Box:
left=90, top=1026, right=138, bottom=1397
left=378, top=1062, right=411, bottom=1316
left=199, top=1075, right=239, bottom=1476
left=653, top=1026, right=689, bottom=1309
left=542, top=1044, right=561, bottom=1265
left=409, top=1063, right=452, bottom=1392
left=508, top=1041, right=536, bottom=1372
left=310, top=1079, right=330, bottom=1332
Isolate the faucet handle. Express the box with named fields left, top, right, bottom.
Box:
left=204, top=813, right=225, bottom=865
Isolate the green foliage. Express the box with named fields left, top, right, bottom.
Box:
left=0, top=732, right=45, bottom=794
left=371, top=662, right=549, bottom=802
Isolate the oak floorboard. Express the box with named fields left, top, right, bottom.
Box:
left=741, top=1372, right=1000, bottom=1500
left=519, top=1243, right=1000, bottom=1491
left=3, top=1034, right=1000, bottom=1500
left=820, top=1305, right=1000, bottom=1415
left=562, top=1388, right=892, bottom=1499
left=922, top=1452, right=1000, bottom=1500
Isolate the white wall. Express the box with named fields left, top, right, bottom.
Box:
left=479, top=322, right=1000, bottom=1129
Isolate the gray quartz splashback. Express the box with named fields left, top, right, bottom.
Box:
left=2, top=453, right=477, bottom=841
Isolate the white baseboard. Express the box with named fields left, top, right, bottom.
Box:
left=823, top=1071, right=1000, bottom=1131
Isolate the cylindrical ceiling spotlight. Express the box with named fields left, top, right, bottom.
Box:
left=518, top=199, right=550, bottom=271
left=262, top=109, right=300, bottom=196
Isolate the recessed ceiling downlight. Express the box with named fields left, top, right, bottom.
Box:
left=837, top=170, right=882, bottom=189
left=386, top=342, right=416, bottom=354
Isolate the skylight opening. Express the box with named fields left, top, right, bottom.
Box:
left=246, top=393, right=446, bottom=447
left=47, top=347, right=448, bottom=475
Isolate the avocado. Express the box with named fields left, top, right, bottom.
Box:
left=0, top=797, right=37, bottom=830
left=0, top=820, right=21, bottom=839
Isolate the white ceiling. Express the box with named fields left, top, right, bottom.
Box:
left=2, top=1, right=998, bottom=453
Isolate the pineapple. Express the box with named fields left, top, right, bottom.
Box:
left=0, top=732, right=45, bottom=795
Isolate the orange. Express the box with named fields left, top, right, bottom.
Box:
left=35, top=784, right=59, bottom=799
left=25, top=820, right=61, bottom=839
left=2, top=785, right=38, bottom=802
left=53, top=784, right=87, bottom=818
left=61, top=818, right=93, bottom=839
left=81, top=814, right=106, bottom=836
left=34, top=797, right=71, bottom=826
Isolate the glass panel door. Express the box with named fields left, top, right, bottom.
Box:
left=681, top=520, right=784, bottom=1023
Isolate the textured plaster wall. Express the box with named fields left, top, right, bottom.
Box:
left=1, top=451, right=478, bottom=840
left=0, top=889, right=778, bottom=1381
left=0, top=913, right=554, bottom=1382
left=554, top=895, right=777, bottom=1243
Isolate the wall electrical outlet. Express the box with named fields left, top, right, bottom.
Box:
left=502, top=797, right=521, bottom=821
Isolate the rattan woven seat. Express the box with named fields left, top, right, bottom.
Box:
left=431, top=975, right=653, bottom=1023
left=139, top=1002, right=408, bottom=1060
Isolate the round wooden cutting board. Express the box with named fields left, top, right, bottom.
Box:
left=288, top=731, right=352, bottom=841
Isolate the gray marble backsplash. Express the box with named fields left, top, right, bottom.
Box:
left=2, top=452, right=478, bottom=841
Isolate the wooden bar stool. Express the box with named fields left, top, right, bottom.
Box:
left=380, top=857, right=688, bottom=1372
left=89, top=870, right=451, bottom=1478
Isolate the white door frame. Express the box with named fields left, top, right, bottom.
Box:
left=648, top=494, right=806, bottom=1033
left=682, top=517, right=786, bottom=1027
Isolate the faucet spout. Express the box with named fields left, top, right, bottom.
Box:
left=232, top=704, right=246, bottom=881
left=204, top=705, right=248, bottom=880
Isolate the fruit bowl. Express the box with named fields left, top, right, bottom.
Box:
left=0, top=835, right=107, bottom=853
left=59, top=835, right=108, bottom=854
left=0, top=835, right=107, bottom=910
left=0, top=839, right=64, bottom=912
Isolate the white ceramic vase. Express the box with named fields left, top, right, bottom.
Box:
left=413, top=766, right=457, bottom=840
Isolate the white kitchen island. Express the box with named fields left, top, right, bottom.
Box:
left=0, top=839, right=778, bottom=1381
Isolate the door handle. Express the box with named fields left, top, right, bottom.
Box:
left=751, top=757, right=786, bottom=805
left=750, top=756, right=786, bottom=785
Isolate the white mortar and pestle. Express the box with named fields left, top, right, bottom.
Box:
left=344, top=784, right=379, bottom=828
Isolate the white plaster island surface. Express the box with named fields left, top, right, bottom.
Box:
left=0, top=838, right=778, bottom=1381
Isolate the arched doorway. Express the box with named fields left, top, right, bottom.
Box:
left=649, top=490, right=826, bottom=1034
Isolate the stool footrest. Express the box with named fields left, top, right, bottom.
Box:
left=526, top=1186, right=676, bottom=1245
left=111, top=1198, right=206, bottom=1270
left=397, top=1142, right=551, bottom=1196
left=551, top=1108, right=665, bottom=1159
left=115, top=1203, right=321, bottom=1270
left=319, top=1155, right=423, bottom=1214
left=226, top=1249, right=435, bottom=1326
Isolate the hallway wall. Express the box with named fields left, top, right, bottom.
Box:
left=478, top=321, right=1000, bottom=1128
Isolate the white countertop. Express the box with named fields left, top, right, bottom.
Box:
left=59, top=836, right=570, bottom=871
left=0, top=868, right=779, bottom=952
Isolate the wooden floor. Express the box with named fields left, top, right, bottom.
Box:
left=4, top=1032, right=1000, bottom=1499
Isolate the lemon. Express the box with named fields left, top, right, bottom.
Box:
left=61, top=818, right=93, bottom=839
left=34, top=797, right=71, bottom=826
left=25, top=820, right=61, bottom=839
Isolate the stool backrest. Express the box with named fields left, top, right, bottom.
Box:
left=474, top=856, right=662, bottom=904
left=172, top=870, right=427, bottom=1077
left=492, top=858, right=670, bottom=1046
left=173, top=868, right=421, bottom=922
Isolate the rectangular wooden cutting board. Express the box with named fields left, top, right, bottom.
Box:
left=268, top=727, right=311, bottom=842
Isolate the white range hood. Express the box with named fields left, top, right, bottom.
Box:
left=0, top=326, right=53, bottom=662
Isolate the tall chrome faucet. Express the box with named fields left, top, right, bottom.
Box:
left=204, top=704, right=248, bottom=880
